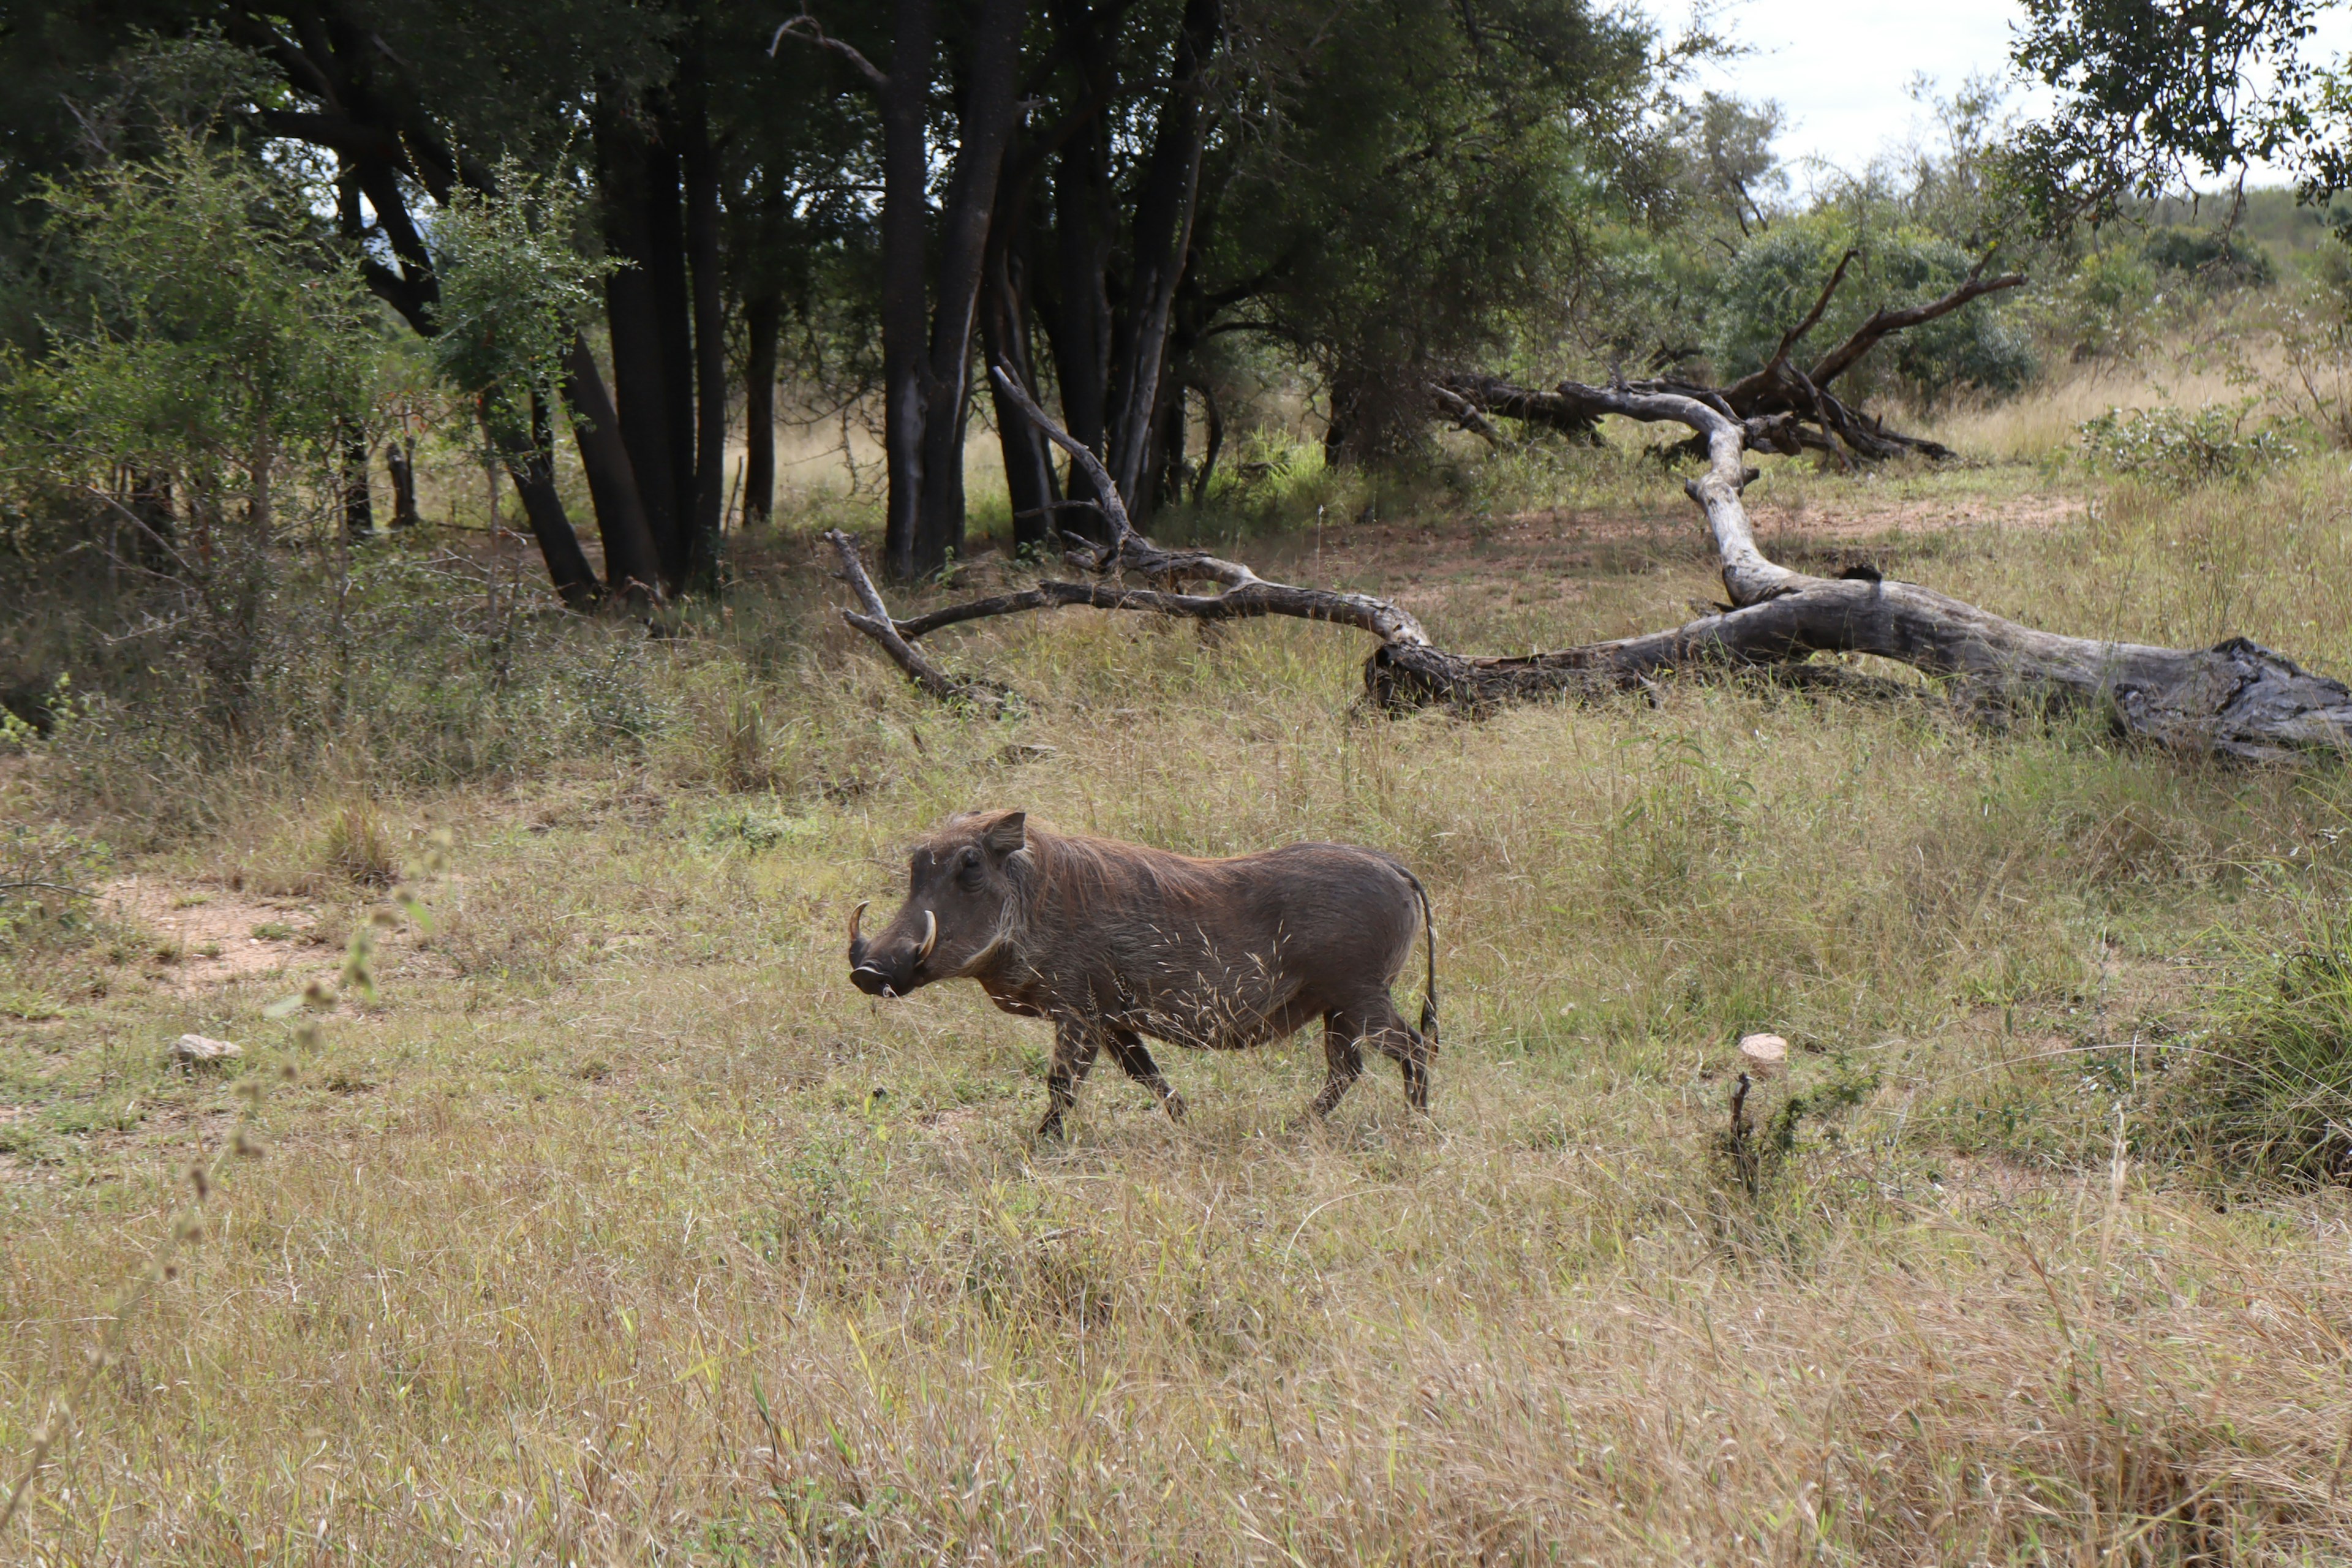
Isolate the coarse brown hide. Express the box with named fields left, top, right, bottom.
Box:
left=847, top=810, right=1439, bottom=1137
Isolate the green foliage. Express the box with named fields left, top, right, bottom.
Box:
left=1703, top=217, right=2035, bottom=404
left=2076, top=401, right=2297, bottom=486
left=2056, top=241, right=2159, bottom=358
left=1202, top=0, right=1671, bottom=454
left=2141, top=225, right=2276, bottom=287
left=1, top=132, right=386, bottom=510
left=424, top=159, right=617, bottom=426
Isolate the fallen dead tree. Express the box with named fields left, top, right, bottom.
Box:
left=822, top=366, right=2352, bottom=763
left=1432, top=251, right=2028, bottom=465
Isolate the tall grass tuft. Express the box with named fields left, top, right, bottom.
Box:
left=2154, top=914, right=2352, bottom=1186
left=321, top=797, right=399, bottom=886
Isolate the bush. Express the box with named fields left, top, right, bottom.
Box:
left=2151, top=917, right=2352, bottom=1186
left=2076, top=401, right=2297, bottom=486
left=1704, top=218, right=2036, bottom=405
left=2141, top=226, right=2275, bottom=288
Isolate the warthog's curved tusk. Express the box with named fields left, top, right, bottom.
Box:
left=848, top=899, right=869, bottom=946
left=915, top=909, right=937, bottom=963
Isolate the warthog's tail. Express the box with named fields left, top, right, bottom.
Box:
left=1397, top=865, right=1439, bottom=1054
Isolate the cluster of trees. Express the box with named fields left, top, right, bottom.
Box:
left=0, top=0, right=1702, bottom=599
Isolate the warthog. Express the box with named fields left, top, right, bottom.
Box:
left=848, top=810, right=1438, bottom=1136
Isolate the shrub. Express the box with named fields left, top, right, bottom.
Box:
left=1704, top=217, right=2036, bottom=405
left=2141, top=226, right=2275, bottom=288
left=2076, top=401, right=2297, bottom=486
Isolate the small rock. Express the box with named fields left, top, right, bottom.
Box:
left=1737, top=1033, right=1789, bottom=1072
left=172, top=1033, right=242, bottom=1066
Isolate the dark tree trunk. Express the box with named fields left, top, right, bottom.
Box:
left=1189, top=377, right=1223, bottom=506
left=232, top=6, right=636, bottom=608
left=340, top=423, right=374, bottom=539
left=743, top=292, right=781, bottom=526
left=681, top=43, right=728, bottom=591
left=597, top=109, right=685, bottom=590
left=1041, top=115, right=1113, bottom=530
left=560, top=334, right=663, bottom=598
left=906, top=0, right=1025, bottom=576
left=488, top=398, right=600, bottom=610
left=878, top=0, right=937, bottom=580
left=985, top=213, right=1060, bottom=555
left=645, top=134, right=699, bottom=587
left=1103, top=0, right=1218, bottom=512
left=385, top=439, right=420, bottom=529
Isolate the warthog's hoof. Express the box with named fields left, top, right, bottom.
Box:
left=1161, top=1091, right=1188, bottom=1122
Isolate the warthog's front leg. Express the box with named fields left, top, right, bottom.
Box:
left=1037, top=1019, right=1102, bottom=1140
left=1107, top=1029, right=1186, bottom=1120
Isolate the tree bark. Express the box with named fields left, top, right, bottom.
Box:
left=1039, top=62, right=1115, bottom=535
left=340, top=423, right=374, bottom=539
left=385, top=439, right=420, bottom=529
left=596, top=108, right=687, bottom=589
left=560, top=334, right=664, bottom=598
left=984, top=213, right=1061, bottom=554
left=878, top=0, right=938, bottom=581
left=903, top=0, right=1026, bottom=578
left=1102, top=0, right=1219, bottom=517
left=744, top=292, right=782, bottom=526
left=681, top=39, right=729, bottom=592
left=488, top=398, right=601, bottom=611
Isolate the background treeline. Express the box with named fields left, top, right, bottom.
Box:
left=4, top=1, right=2351, bottom=761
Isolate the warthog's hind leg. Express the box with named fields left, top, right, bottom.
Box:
left=1354, top=997, right=1433, bottom=1114
left=1038, top=1021, right=1102, bottom=1140
left=1107, top=1029, right=1186, bottom=1120
left=1310, top=1013, right=1365, bottom=1120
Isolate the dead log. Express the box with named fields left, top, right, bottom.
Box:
left=822, top=368, right=2352, bottom=762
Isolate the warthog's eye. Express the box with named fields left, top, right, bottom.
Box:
left=957, top=846, right=982, bottom=884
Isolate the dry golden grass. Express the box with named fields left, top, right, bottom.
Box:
left=10, top=409, right=2352, bottom=1562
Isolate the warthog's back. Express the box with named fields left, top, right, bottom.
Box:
left=1003, top=831, right=1422, bottom=1049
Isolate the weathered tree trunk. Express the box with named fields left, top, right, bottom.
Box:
left=681, top=40, right=728, bottom=592
left=902, top=0, right=1025, bottom=578
left=876, top=0, right=938, bottom=581
left=488, top=397, right=601, bottom=611
left=339, top=424, right=374, bottom=539
left=596, top=108, right=688, bottom=592
left=385, top=439, right=420, bottom=529
left=743, top=292, right=781, bottom=526
left=1102, top=0, right=1219, bottom=519
left=824, top=369, right=2352, bottom=763
left=560, top=335, right=664, bottom=599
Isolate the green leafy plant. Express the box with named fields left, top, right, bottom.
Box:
left=2077, top=401, right=2297, bottom=486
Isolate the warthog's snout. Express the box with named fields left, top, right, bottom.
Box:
left=846, top=900, right=935, bottom=998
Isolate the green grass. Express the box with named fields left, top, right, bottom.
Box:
left=7, top=438, right=2352, bottom=1561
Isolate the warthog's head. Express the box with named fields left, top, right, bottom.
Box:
left=848, top=810, right=1029, bottom=998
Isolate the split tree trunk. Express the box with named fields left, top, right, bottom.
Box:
left=744, top=293, right=782, bottom=526
left=823, top=369, right=2352, bottom=763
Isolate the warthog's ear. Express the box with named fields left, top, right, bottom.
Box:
left=982, top=810, right=1027, bottom=855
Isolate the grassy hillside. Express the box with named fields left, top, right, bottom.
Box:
left=7, top=415, right=2352, bottom=1561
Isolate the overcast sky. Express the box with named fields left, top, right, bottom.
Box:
left=1637, top=0, right=2352, bottom=190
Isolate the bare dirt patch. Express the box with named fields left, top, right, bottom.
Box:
left=102, top=875, right=324, bottom=995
